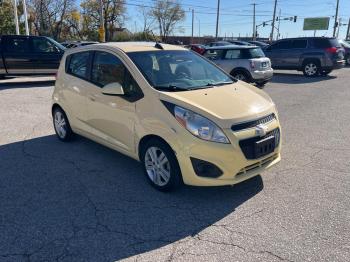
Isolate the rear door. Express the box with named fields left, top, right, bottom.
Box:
left=30, top=37, right=63, bottom=74
left=219, top=49, right=243, bottom=74
left=2, top=36, right=36, bottom=74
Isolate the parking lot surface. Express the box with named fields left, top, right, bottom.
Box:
left=0, top=70, right=350, bottom=262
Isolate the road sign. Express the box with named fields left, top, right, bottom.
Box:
left=303, top=17, right=330, bottom=31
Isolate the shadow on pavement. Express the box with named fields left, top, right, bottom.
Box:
left=0, top=80, right=55, bottom=90
left=0, top=135, right=263, bottom=261
left=271, top=72, right=336, bottom=85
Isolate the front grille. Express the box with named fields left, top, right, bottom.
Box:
left=239, top=128, right=280, bottom=160
left=231, top=114, right=276, bottom=132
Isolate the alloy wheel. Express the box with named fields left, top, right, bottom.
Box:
left=234, top=73, right=246, bottom=81
left=54, top=111, right=67, bottom=139
left=304, top=63, right=318, bottom=76
left=144, top=147, right=171, bottom=186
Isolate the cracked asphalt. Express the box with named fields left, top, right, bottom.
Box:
left=0, top=69, right=350, bottom=262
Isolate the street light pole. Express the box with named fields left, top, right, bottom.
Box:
left=191, top=9, right=194, bottom=44
left=277, top=9, right=281, bottom=40
left=270, top=0, right=278, bottom=42
left=252, top=3, right=256, bottom=40
left=13, top=0, right=20, bottom=35
left=215, top=0, right=220, bottom=39
left=346, top=18, right=350, bottom=40
left=333, top=0, right=340, bottom=37
left=22, top=0, right=29, bottom=35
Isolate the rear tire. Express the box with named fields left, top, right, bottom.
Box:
left=302, top=60, right=320, bottom=77
left=52, top=107, right=74, bottom=142
left=231, top=70, right=251, bottom=83
left=140, top=139, right=182, bottom=192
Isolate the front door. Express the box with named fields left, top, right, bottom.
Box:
left=30, top=37, right=63, bottom=74
left=85, top=51, right=143, bottom=153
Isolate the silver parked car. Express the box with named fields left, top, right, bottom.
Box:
left=203, top=45, right=273, bottom=88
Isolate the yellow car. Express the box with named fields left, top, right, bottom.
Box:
left=52, top=42, right=281, bottom=191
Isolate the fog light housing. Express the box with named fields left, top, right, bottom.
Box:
left=190, top=158, right=223, bottom=178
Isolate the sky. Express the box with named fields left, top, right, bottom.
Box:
left=124, top=0, right=350, bottom=39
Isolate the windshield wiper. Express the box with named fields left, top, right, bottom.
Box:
left=154, top=85, right=191, bottom=91
left=207, top=81, right=233, bottom=87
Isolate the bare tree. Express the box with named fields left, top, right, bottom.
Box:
left=137, top=5, right=155, bottom=33
left=151, top=0, right=185, bottom=42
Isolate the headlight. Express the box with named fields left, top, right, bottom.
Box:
left=173, top=106, right=230, bottom=144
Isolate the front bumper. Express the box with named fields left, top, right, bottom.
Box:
left=251, top=69, right=274, bottom=82
left=174, top=117, right=281, bottom=186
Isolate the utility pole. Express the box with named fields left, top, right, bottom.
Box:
left=13, top=0, right=20, bottom=35
left=270, top=0, right=278, bottom=42
left=277, top=9, right=281, bottom=40
left=22, top=0, right=29, bottom=35
left=191, top=9, right=194, bottom=44
left=333, top=0, right=340, bottom=37
left=337, top=18, right=341, bottom=38
left=98, top=0, right=105, bottom=42
left=252, top=3, right=256, bottom=40
left=215, top=0, right=220, bottom=39
left=346, top=18, right=350, bottom=40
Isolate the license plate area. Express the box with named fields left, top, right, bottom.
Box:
left=254, top=135, right=275, bottom=158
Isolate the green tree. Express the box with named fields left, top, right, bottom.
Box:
left=0, top=0, right=16, bottom=35
left=80, top=0, right=126, bottom=41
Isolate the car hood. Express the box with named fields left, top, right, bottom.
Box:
left=159, top=81, right=276, bottom=129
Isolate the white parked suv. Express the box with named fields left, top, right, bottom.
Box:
left=203, top=45, right=273, bottom=88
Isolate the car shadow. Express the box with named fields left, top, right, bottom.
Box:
left=0, top=80, right=55, bottom=90
left=270, top=72, right=337, bottom=85
left=0, top=135, right=263, bottom=261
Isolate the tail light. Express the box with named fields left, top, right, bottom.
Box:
left=325, top=47, right=338, bottom=54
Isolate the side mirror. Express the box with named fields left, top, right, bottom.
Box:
left=102, top=82, right=124, bottom=96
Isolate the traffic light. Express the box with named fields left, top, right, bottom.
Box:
left=263, top=22, right=266, bottom=27
left=276, top=17, right=279, bottom=21
left=294, top=16, right=297, bottom=22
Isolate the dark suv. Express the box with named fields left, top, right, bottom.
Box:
left=264, top=37, right=345, bottom=76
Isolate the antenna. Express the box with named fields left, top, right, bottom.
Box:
left=149, top=30, right=164, bottom=50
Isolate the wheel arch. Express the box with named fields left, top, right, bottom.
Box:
left=138, top=134, right=175, bottom=161
left=230, top=67, right=252, bottom=82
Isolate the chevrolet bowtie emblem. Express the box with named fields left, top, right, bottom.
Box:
left=255, top=124, right=269, bottom=137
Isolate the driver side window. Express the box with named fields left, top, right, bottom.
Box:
left=91, top=51, right=143, bottom=99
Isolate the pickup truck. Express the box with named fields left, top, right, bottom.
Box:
left=0, top=35, right=65, bottom=78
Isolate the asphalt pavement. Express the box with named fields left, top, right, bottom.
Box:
left=0, top=69, right=349, bottom=262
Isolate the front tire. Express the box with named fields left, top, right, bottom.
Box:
left=53, top=107, right=73, bottom=142
left=140, top=139, right=182, bottom=191
left=302, top=60, right=320, bottom=77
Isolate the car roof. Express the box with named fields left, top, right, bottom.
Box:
left=81, top=42, right=186, bottom=52
left=205, top=44, right=257, bottom=50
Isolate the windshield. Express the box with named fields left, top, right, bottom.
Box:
left=48, top=38, right=66, bottom=51
left=128, top=50, right=233, bottom=91
left=339, top=40, right=350, bottom=48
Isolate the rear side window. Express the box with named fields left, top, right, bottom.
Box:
left=225, top=49, right=241, bottom=59
left=291, top=40, right=307, bottom=49
left=91, top=51, right=125, bottom=87
left=5, top=38, right=29, bottom=53
left=66, top=51, right=90, bottom=79
left=313, top=38, right=341, bottom=48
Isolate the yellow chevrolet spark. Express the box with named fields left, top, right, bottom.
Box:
left=52, top=42, right=281, bottom=191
